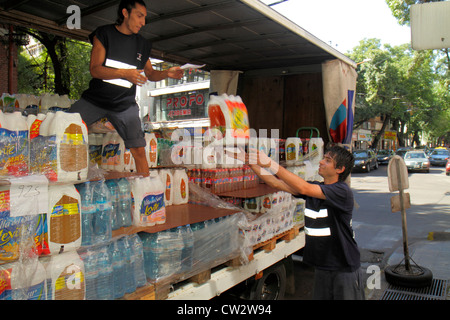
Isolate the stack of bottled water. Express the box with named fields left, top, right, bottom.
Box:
left=139, top=224, right=194, bottom=281
left=78, top=234, right=147, bottom=300
left=76, top=178, right=133, bottom=246
left=105, top=178, right=132, bottom=230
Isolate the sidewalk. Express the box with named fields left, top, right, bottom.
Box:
left=365, top=234, right=450, bottom=300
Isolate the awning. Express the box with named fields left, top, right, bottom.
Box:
left=0, top=0, right=356, bottom=71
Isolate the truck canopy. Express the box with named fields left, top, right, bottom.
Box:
left=0, top=0, right=355, bottom=71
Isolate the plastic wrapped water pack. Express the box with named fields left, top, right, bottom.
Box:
left=77, top=234, right=146, bottom=300
left=139, top=213, right=246, bottom=282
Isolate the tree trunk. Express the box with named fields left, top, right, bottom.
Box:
left=371, top=113, right=391, bottom=149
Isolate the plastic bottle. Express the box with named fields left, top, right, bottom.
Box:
left=138, top=233, right=155, bottom=280
left=29, top=113, right=47, bottom=174
left=78, top=248, right=98, bottom=300
left=95, top=245, right=114, bottom=300
left=180, top=225, right=194, bottom=273
left=116, top=178, right=132, bottom=228
left=118, top=236, right=136, bottom=294
left=113, top=133, right=126, bottom=172
left=109, top=239, right=125, bottom=299
left=102, top=132, right=122, bottom=171
left=0, top=261, right=22, bottom=300
left=46, top=251, right=85, bottom=300
left=105, top=179, right=120, bottom=230
left=88, top=133, right=103, bottom=167
left=1, top=111, right=29, bottom=176
left=92, top=180, right=112, bottom=244
left=173, top=169, right=189, bottom=205
left=23, top=259, right=47, bottom=300
left=131, top=174, right=165, bottom=226
left=171, top=227, right=184, bottom=275
left=309, top=137, right=324, bottom=165
left=145, top=132, right=158, bottom=168
left=39, top=93, right=50, bottom=113
left=76, top=182, right=95, bottom=246
left=159, top=169, right=173, bottom=206
left=47, top=184, right=82, bottom=254
left=285, top=137, right=302, bottom=166
left=129, top=234, right=147, bottom=287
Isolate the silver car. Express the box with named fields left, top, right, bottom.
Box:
left=404, top=151, right=430, bottom=173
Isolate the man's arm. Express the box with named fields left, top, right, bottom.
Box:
left=89, top=36, right=148, bottom=86
left=250, top=150, right=325, bottom=199
left=143, top=59, right=184, bottom=82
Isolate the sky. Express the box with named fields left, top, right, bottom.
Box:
left=260, top=0, right=412, bottom=53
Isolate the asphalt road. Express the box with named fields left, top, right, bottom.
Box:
left=284, top=163, right=450, bottom=300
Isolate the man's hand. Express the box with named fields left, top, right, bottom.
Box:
left=167, top=66, right=184, bottom=80
left=248, top=148, right=272, bottom=168
left=123, top=69, right=148, bottom=86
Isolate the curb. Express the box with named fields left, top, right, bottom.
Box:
left=427, top=232, right=450, bottom=241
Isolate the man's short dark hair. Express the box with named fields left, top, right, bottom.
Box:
left=325, top=145, right=354, bottom=181
left=116, top=0, right=147, bottom=25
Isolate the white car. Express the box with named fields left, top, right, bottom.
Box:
left=404, top=151, right=430, bottom=173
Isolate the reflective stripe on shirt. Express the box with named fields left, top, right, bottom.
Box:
left=305, top=226, right=331, bottom=237
left=305, top=208, right=328, bottom=219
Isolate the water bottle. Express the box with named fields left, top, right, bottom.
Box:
left=139, top=233, right=158, bottom=280
left=116, top=178, right=132, bottom=228
left=170, top=227, right=184, bottom=275
left=105, top=179, right=120, bottom=230
left=118, top=236, right=136, bottom=294
left=95, top=245, right=114, bottom=300
left=79, top=248, right=98, bottom=300
left=93, top=180, right=112, bottom=244
left=181, top=224, right=194, bottom=273
left=76, top=182, right=95, bottom=246
left=129, top=234, right=147, bottom=287
left=109, top=240, right=125, bottom=299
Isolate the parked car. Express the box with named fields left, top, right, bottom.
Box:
left=395, top=147, right=411, bottom=159
left=352, top=149, right=378, bottom=172
left=446, top=159, right=450, bottom=176
left=376, top=149, right=394, bottom=165
left=428, top=149, right=450, bottom=166
left=403, top=151, right=430, bottom=173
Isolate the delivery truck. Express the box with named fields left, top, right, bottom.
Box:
left=0, top=0, right=357, bottom=300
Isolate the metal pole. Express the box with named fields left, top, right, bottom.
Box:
left=396, top=159, right=410, bottom=271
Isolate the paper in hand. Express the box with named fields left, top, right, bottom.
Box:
left=180, top=63, right=206, bottom=70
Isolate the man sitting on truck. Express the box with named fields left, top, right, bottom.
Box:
left=69, top=0, right=184, bottom=176
left=231, top=145, right=365, bottom=300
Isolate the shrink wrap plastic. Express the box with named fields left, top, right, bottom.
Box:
left=139, top=212, right=246, bottom=283
left=0, top=184, right=44, bottom=300
left=239, top=192, right=296, bottom=247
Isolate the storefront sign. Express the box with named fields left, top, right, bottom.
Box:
left=357, top=130, right=372, bottom=141
left=384, top=131, right=397, bottom=141
left=162, top=91, right=208, bottom=120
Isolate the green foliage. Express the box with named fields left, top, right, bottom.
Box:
left=347, top=1, right=450, bottom=146
left=18, top=34, right=92, bottom=100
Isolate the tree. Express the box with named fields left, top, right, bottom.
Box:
left=385, top=0, right=450, bottom=146
left=18, top=28, right=91, bottom=100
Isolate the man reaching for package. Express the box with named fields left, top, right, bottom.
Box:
left=229, top=145, right=365, bottom=300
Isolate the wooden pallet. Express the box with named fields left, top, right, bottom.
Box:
left=121, top=284, right=156, bottom=300
left=247, top=225, right=301, bottom=261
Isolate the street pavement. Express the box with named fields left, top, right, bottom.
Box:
left=352, top=165, right=450, bottom=300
